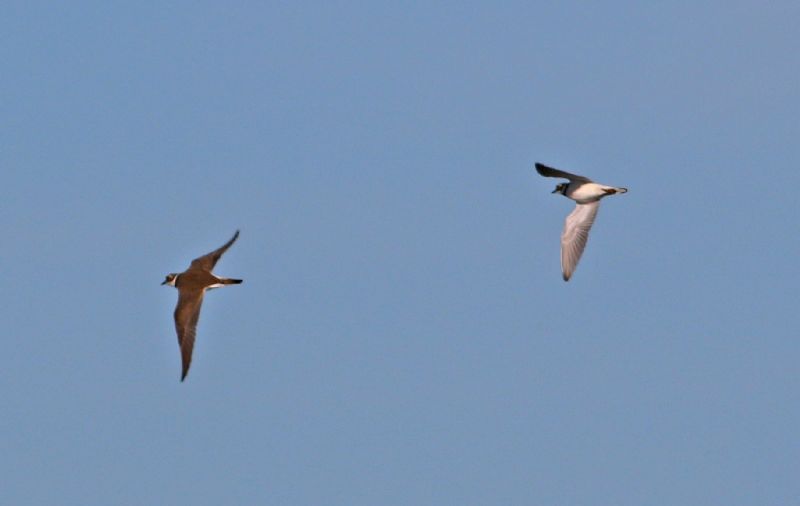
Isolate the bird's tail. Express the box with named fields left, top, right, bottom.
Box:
left=222, top=278, right=243, bottom=285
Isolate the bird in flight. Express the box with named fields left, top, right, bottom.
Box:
left=162, top=230, right=242, bottom=381
left=535, top=163, right=627, bottom=281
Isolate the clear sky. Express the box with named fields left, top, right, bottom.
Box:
left=3, top=2, right=799, bottom=505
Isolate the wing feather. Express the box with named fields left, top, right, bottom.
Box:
left=189, top=230, right=240, bottom=272
left=535, top=163, right=592, bottom=183
left=560, top=202, right=599, bottom=281
left=174, top=288, right=205, bottom=381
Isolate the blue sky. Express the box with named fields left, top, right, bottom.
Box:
left=3, top=2, right=799, bottom=504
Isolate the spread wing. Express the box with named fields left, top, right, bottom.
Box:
left=535, top=163, right=592, bottom=183
left=560, top=202, right=599, bottom=281
left=174, top=287, right=205, bottom=381
left=189, top=230, right=239, bottom=272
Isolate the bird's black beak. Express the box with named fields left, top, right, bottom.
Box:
left=161, top=280, right=167, bottom=285
left=551, top=188, right=560, bottom=194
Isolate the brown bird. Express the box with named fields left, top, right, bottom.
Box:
left=162, top=230, right=242, bottom=381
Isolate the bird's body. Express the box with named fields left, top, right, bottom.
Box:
left=162, top=230, right=242, bottom=381
left=535, top=163, right=627, bottom=281
left=172, top=270, right=228, bottom=290
left=562, top=181, right=623, bottom=204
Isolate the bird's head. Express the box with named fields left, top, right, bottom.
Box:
left=161, top=273, right=178, bottom=286
left=552, top=183, right=568, bottom=195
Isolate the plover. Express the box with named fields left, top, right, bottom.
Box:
left=535, top=163, right=627, bottom=281
left=162, top=230, right=242, bottom=381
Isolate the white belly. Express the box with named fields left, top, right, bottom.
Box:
left=567, top=183, right=609, bottom=203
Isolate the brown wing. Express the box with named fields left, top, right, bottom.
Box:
left=189, top=230, right=240, bottom=272
left=174, top=287, right=205, bottom=381
left=535, top=163, right=592, bottom=183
